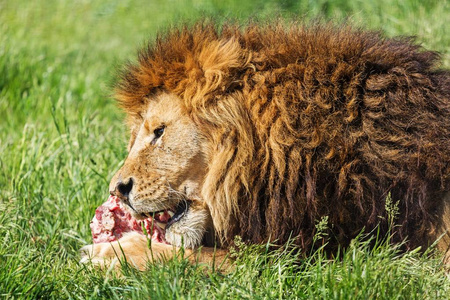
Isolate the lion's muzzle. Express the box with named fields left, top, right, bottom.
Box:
left=110, top=176, right=134, bottom=208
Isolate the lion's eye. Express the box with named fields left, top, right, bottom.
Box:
left=151, top=125, right=165, bottom=145
left=154, top=126, right=165, bottom=138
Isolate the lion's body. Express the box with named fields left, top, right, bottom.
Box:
left=82, top=22, right=450, bottom=268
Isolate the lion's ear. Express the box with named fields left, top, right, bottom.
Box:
left=183, top=37, right=248, bottom=109
left=197, top=38, right=243, bottom=76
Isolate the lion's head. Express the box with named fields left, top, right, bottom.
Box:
left=109, top=93, right=212, bottom=248
left=110, top=22, right=450, bottom=251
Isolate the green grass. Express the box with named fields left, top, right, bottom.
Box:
left=1, top=0, right=449, bottom=298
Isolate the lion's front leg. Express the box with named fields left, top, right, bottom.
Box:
left=80, top=232, right=176, bottom=270
left=80, top=231, right=231, bottom=271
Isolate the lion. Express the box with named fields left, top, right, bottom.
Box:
left=81, top=22, right=450, bottom=270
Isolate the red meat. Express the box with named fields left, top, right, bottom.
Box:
left=90, top=195, right=167, bottom=244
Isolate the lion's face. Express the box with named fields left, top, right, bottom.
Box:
left=109, top=93, right=210, bottom=248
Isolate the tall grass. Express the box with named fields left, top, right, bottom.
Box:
left=1, top=0, right=449, bottom=298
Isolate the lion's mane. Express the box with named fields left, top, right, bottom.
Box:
left=115, top=22, right=450, bottom=251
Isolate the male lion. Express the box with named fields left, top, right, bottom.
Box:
left=81, top=22, right=450, bottom=269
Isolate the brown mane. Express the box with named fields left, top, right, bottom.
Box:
left=115, top=22, right=450, bottom=251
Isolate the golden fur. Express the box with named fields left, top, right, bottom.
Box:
left=81, top=22, right=450, bottom=268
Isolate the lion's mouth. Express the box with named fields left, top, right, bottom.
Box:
left=139, top=200, right=191, bottom=244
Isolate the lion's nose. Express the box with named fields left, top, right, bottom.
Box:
left=111, top=177, right=134, bottom=201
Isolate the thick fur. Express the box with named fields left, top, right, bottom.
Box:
left=84, top=22, right=450, bottom=268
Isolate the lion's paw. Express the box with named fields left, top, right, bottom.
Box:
left=80, top=232, right=153, bottom=269
left=79, top=243, right=116, bottom=266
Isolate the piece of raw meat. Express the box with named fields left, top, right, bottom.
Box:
left=90, top=195, right=167, bottom=244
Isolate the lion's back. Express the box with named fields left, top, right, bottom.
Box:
left=238, top=26, right=450, bottom=249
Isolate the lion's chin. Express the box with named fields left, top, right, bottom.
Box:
left=165, top=207, right=209, bottom=249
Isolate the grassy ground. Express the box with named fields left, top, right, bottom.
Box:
left=1, top=0, right=449, bottom=298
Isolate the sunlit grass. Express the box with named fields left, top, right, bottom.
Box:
left=1, top=0, right=449, bottom=298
